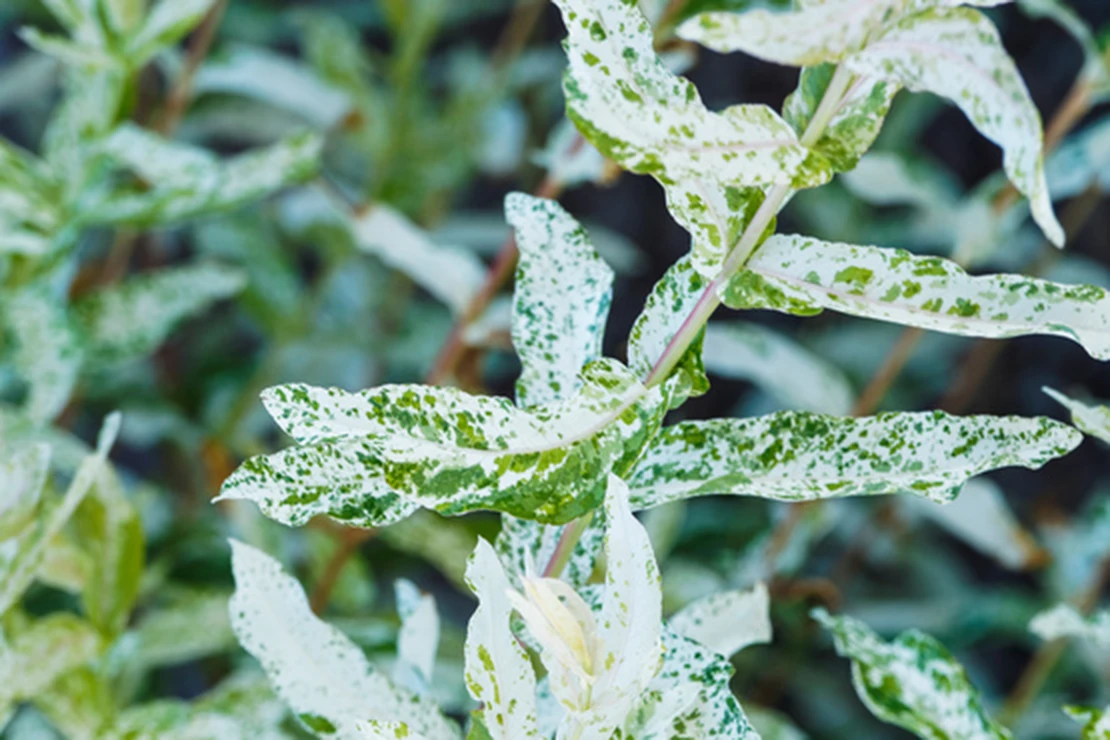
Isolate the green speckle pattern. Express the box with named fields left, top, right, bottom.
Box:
left=812, top=608, right=1012, bottom=739
left=721, top=234, right=1110, bottom=359
left=1064, top=704, right=1110, bottom=740
left=625, top=410, right=1082, bottom=510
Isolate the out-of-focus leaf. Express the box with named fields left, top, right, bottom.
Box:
left=392, top=579, right=439, bottom=697
left=1065, top=705, right=1110, bottom=739
left=126, top=0, right=218, bottom=66
left=378, top=511, right=476, bottom=591
left=1045, top=118, right=1110, bottom=200
left=0, top=443, right=49, bottom=540
left=1044, top=387, right=1110, bottom=444
left=6, top=286, right=82, bottom=424
left=132, top=590, right=235, bottom=669
left=33, top=668, right=115, bottom=740
left=1030, top=604, right=1110, bottom=648
left=0, top=614, right=103, bottom=713
left=668, top=581, right=771, bottom=659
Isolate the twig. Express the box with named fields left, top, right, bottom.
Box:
left=309, top=527, right=379, bottom=615
left=155, top=0, right=227, bottom=136
left=851, top=327, right=925, bottom=417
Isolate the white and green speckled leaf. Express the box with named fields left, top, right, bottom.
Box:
left=626, top=410, right=1081, bottom=510
left=813, top=608, right=1012, bottom=739
left=505, top=193, right=614, bottom=409
left=721, top=235, right=1110, bottom=359
left=844, top=7, right=1063, bottom=246
left=1043, top=387, right=1110, bottom=444
left=219, top=359, right=667, bottom=526
left=93, top=125, right=322, bottom=226
left=7, top=286, right=83, bottom=424
left=662, top=180, right=767, bottom=276
left=0, top=614, right=103, bottom=713
left=227, top=539, right=460, bottom=740
left=1065, top=705, right=1110, bottom=740
left=668, top=581, right=771, bottom=659
left=0, top=443, right=49, bottom=540
left=703, top=321, right=854, bottom=415
left=553, top=0, right=813, bottom=188
left=393, top=579, right=439, bottom=696
left=1030, top=604, right=1110, bottom=648
left=74, top=262, right=246, bottom=364
left=463, top=538, right=542, bottom=740
left=627, top=255, right=710, bottom=403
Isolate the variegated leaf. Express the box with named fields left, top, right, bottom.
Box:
left=74, top=262, right=246, bottom=363
left=1065, top=705, right=1110, bottom=740
left=662, top=180, right=767, bottom=277
left=227, top=540, right=460, bottom=740
left=7, top=286, right=83, bottom=424
left=722, top=235, right=1110, bottom=359
left=668, top=581, right=771, bottom=659
left=1043, top=387, right=1110, bottom=444
left=506, top=193, right=614, bottom=409
left=0, top=443, right=49, bottom=540
left=813, top=608, right=1011, bottom=739
left=219, top=359, right=668, bottom=526
left=553, top=0, right=814, bottom=188
left=1030, top=604, right=1110, bottom=648
left=494, top=514, right=605, bottom=590
left=626, top=410, right=1081, bottom=509
left=463, top=538, right=542, bottom=740
left=0, top=614, right=103, bottom=712
left=393, top=579, right=439, bottom=696
left=702, top=321, right=854, bottom=415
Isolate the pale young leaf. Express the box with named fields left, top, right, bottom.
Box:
left=668, top=581, right=771, bottom=659
left=505, top=193, right=614, bottom=409
left=0, top=443, right=49, bottom=540
left=844, top=6, right=1063, bottom=246
left=7, top=286, right=83, bottom=424
left=227, top=539, right=460, bottom=740
left=1043, top=387, right=1110, bottom=444
left=813, top=608, right=1012, bottom=739
left=553, top=0, right=813, bottom=188
left=1064, top=705, right=1110, bottom=740
left=0, top=614, right=103, bottom=711
left=393, top=580, right=440, bottom=696
left=702, top=321, right=854, bottom=415
left=722, top=235, right=1110, bottom=359
left=1029, top=604, right=1110, bottom=648
left=462, top=539, right=542, bottom=740
left=626, top=410, right=1081, bottom=509
left=74, top=262, right=246, bottom=363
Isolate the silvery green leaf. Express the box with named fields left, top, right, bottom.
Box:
left=101, top=0, right=144, bottom=35
left=1044, top=387, right=1110, bottom=444
left=812, top=608, right=1011, bottom=739
left=668, top=581, right=771, bottom=659
left=0, top=412, right=119, bottom=616
left=844, top=7, right=1063, bottom=246
left=132, top=590, right=236, bottom=669
left=841, top=151, right=959, bottom=211
left=127, top=0, right=218, bottom=67
left=627, top=255, right=710, bottom=403
left=722, top=234, right=1110, bottom=359
left=463, top=539, right=542, bottom=740
left=703, top=321, right=854, bottom=415
left=0, top=443, right=49, bottom=540
left=1065, top=705, right=1110, bottom=739
left=506, top=193, right=614, bottom=409
left=903, top=478, right=1041, bottom=570
left=7, top=286, right=82, bottom=424
left=1043, top=495, right=1110, bottom=600
left=348, top=202, right=486, bottom=316
left=227, top=540, right=461, bottom=740
left=1030, top=604, right=1110, bottom=648
left=74, top=262, right=246, bottom=363
left=15, top=30, right=114, bottom=69
left=94, top=125, right=322, bottom=225
left=626, top=410, right=1081, bottom=509
left=0, top=614, right=103, bottom=711
left=393, top=580, right=439, bottom=696
left=553, top=0, right=814, bottom=188
left=0, top=140, right=60, bottom=257
left=220, top=359, right=668, bottom=526
left=494, top=514, right=604, bottom=590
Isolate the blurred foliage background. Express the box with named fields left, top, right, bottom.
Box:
left=0, top=0, right=1108, bottom=738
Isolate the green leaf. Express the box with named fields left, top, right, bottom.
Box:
left=1043, top=387, right=1110, bottom=444
left=219, top=359, right=668, bottom=526
left=73, top=262, right=246, bottom=364
left=812, top=608, right=1012, bottom=739
left=0, top=443, right=49, bottom=540
left=553, top=0, right=814, bottom=188
left=6, top=286, right=83, bottom=424
left=1064, top=705, right=1110, bottom=740
left=668, top=581, right=771, bottom=659
left=32, top=667, right=116, bottom=740
left=1030, top=604, right=1110, bottom=648
left=625, top=410, right=1081, bottom=509
left=505, top=193, right=614, bottom=409
left=228, top=539, right=461, bottom=739
left=721, top=235, right=1110, bottom=360
left=0, top=614, right=103, bottom=713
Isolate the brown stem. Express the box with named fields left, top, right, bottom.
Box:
left=309, top=527, right=378, bottom=615
left=851, top=327, right=926, bottom=417
left=154, top=0, right=228, bottom=136
left=491, top=0, right=548, bottom=71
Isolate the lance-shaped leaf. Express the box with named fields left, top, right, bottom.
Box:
left=227, top=539, right=460, bottom=740
left=553, top=0, right=812, bottom=188
left=93, top=125, right=322, bottom=226
left=626, top=410, right=1081, bottom=510
left=1030, top=604, right=1110, bottom=648
left=7, top=286, right=83, bottom=424
left=0, top=614, right=103, bottom=712
left=703, top=321, right=854, bottom=415
left=844, top=6, right=1063, bottom=246
left=722, top=235, right=1110, bottom=359
left=1065, top=705, right=1110, bottom=739
left=668, top=581, right=771, bottom=659
left=74, top=262, right=246, bottom=364
left=0, top=443, right=49, bottom=540
left=812, top=608, right=1012, bottom=739
left=1043, top=387, right=1110, bottom=444
left=506, top=193, right=614, bottom=409
left=393, top=579, right=439, bottom=696
left=463, top=539, right=542, bottom=740
left=219, top=359, right=668, bottom=526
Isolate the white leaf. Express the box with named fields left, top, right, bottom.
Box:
left=724, top=234, right=1110, bottom=359
left=505, top=193, right=614, bottom=408
left=462, top=539, right=542, bottom=739
left=668, top=582, right=771, bottom=659
left=227, top=540, right=460, bottom=740
left=1044, top=387, right=1110, bottom=444
left=393, top=579, right=439, bottom=696
left=702, top=322, right=854, bottom=415
left=1030, top=604, right=1110, bottom=648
